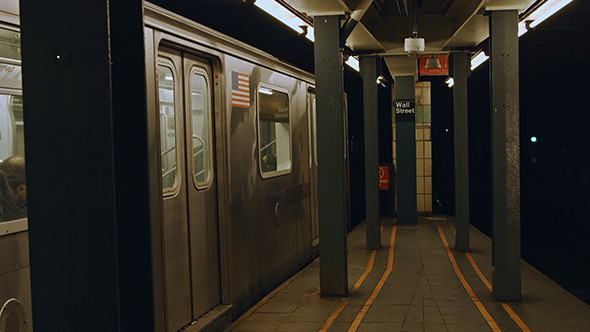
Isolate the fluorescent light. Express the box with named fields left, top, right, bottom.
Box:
left=346, top=56, right=360, bottom=72
left=305, top=27, right=315, bottom=42
left=253, top=1, right=357, bottom=69
left=528, top=0, right=574, bottom=29
left=444, top=77, right=454, bottom=88
left=518, top=21, right=528, bottom=37
left=456, top=0, right=576, bottom=73
left=470, top=51, right=489, bottom=71
left=254, top=0, right=314, bottom=42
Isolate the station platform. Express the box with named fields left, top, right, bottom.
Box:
left=226, top=216, right=590, bottom=331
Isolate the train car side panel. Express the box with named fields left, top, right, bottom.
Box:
left=224, top=55, right=314, bottom=316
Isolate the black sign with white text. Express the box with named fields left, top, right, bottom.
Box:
left=395, top=100, right=415, bottom=122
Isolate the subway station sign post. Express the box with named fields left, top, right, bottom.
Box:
left=394, top=75, right=417, bottom=225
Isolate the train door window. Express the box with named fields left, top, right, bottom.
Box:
left=157, top=61, right=178, bottom=192
left=257, top=84, right=291, bottom=178
left=0, top=25, right=26, bottom=224
left=0, top=26, right=21, bottom=91
left=188, top=67, right=212, bottom=188
left=0, top=94, right=25, bottom=223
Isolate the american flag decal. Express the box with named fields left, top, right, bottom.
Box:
left=231, top=71, right=250, bottom=108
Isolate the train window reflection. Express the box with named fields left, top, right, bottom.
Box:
left=158, top=63, right=178, bottom=192
left=0, top=27, right=22, bottom=90
left=257, top=85, right=291, bottom=177
left=189, top=68, right=212, bottom=188
left=0, top=94, right=26, bottom=222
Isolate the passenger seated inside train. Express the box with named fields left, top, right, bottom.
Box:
left=261, top=151, right=277, bottom=172
left=0, top=156, right=27, bottom=222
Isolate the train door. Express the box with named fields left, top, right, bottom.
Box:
left=182, top=55, right=221, bottom=318
left=307, top=90, right=319, bottom=246
left=157, top=48, right=192, bottom=331
left=157, top=47, right=221, bottom=331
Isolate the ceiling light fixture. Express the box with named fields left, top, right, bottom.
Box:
left=518, top=21, right=529, bottom=37
left=528, top=0, right=574, bottom=29
left=470, top=51, right=489, bottom=71
left=345, top=56, right=360, bottom=72
left=376, top=75, right=390, bottom=87
left=254, top=0, right=315, bottom=42
left=444, top=77, right=454, bottom=88
left=472, top=0, right=575, bottom=70
left=404, top=0, right=425, bottom=58
left=253, top=0, right=362, bottom=71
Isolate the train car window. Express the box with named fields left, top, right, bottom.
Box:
left=157, top=63, right=178, bottom=192
left=188, top=67, right=212, bottom=189
left=0, top=26, right=21, bottom=90
left=257, top=84, right=291, bottom=178
left=0, top=94, right=26, bottom=223
left=0, top=26, right=26, bottom=224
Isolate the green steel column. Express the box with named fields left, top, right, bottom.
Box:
left=453, top=52, right=471, bottom=252
left=21, top=0, right=156, bottom=329
left=314, top=15, right=348, bottom=296
left=361, top=56, right=381, bottom=250
left=394, top=75, right=417, bottom=225
left=489, top=10, right=522, bottom=301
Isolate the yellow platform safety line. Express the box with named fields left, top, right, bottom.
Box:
left=449, top=223, right=532, bottom=332
left=347, top=226, right=397, bottom=332
left=318, top=225, right=385, bottom=332
left=436, top=225, right=502, bottom=332
left=318, top=251, right=376, bottom=332
left=465, top=251, right=532, bottom=332
left=465, top=252, right=493, bottom=292
left=501, top=303, right=532, bottom=332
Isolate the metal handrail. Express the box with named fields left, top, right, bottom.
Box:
left=192, top=135, right=205, bottom=160
left=193, top=135, right=205, bottom=152
left=194, top=169, right=205, bottom=178
left=162, top=145, right=175, bottom=157
left=162, top=166, right=176, bottom=179
left=260, top=139, right=276, bottom=152
left=192, top=135, right=207, bottom=180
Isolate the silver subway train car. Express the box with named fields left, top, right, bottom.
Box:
left=0, top=1, right=320, bottom=331
left=0, top=2, right=31, bottom=332
left=144, top=3, right=319, bottom=330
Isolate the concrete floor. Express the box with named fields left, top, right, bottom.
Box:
left=226, top=217, right=590, bottom=332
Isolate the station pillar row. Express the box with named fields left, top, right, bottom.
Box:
left=489, top=9, right=522, bottom=302
left=313, top=15, right=349, bottom=297
left=360, top=55, right=381, bottom=250
left=453, top=52, right=471, bottom=252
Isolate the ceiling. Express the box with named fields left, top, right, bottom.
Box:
left=150, top=0, right=590, bottom=74
left=281, top=0, right=538, bottom=53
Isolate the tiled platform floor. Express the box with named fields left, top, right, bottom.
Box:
left=226, top=216, right=590, bottom=331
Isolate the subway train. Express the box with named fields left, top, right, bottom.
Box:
left=0, top=2, right=322, bottom=331
left=0, top=2, right=29, bottom=332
